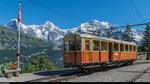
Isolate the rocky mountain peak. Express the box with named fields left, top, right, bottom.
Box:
left=6, top=19, right=18, bottom=30
left=6, top=19, right=144, bottom=45
left=43, top=21, right=54, bottom=27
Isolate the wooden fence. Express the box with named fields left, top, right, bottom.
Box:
left=137, top=52, right=147, bottom=60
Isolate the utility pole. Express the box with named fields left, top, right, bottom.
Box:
left=146, top=23, right=150, bottom=60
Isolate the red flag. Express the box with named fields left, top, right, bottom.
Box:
left=18, top=1, right=21, bottom=24
left=16, top=53, right=20, bottom=56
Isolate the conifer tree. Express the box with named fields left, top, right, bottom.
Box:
left=113, top=33, right=120, bottom=40
left=122, top=24, right=135, bottom=42
left=140, top=24, right=150, bottom=59
left=107, top=29, right=112, bottom=38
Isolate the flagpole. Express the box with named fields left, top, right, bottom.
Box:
left=17, top=23, right=20, bottom=69
left=17, top=1, right=21, bottom=69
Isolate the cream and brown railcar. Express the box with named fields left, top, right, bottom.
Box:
left=63, top=33, right=137, bottom=71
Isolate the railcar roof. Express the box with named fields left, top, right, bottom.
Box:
left=71, top=32, right=137, bottom=45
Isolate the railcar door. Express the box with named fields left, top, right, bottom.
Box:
left=63, top=40, right=70, bottom=63
left=109, top=42, right=113, bottom=61
left=68, top=34, right=81, bottom=64
left=74, top=34, right=77, bottom=63
left=66, top=35, right=76, bottom=63
left=75, top=37, right=82, bottom=64
left=83, top=39, right=92, bottom=63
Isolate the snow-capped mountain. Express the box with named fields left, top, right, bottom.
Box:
left=6, top=19, right=144, bottom=45
left=131, top=29, right=144, bottom=41
left=6, top=19, right=67, bottom=45
left=67, top=20, right=112, bottom=34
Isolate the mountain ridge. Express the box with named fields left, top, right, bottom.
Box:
left=6, top=19, right=144, bottom=45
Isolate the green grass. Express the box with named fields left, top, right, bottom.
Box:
left=0, top=64, right=4, bottom=70
left=0, top=45, right=5, bottom=50
left=135, top=60, right=150, bottom=62
left=53, top=45, right=62, bottom=50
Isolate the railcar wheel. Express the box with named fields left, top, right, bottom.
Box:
left=117, top=63, right=121, bottom=67
left=88, top=68, right=94, bottom=73
left=101, top=63, right=108, bottom=68
left=83, top=69, right=89, bottom=73
left=129, top=61, right=134, bottom=65
left=126, top=61, right=131, bottom=66
left=80, top=68, right=89, bottom=73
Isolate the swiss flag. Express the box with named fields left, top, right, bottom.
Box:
left=18, top=1, right=21, bottom=24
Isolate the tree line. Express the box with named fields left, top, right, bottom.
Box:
left=20, top=56, right=59, bottom=74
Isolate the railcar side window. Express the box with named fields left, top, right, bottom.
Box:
left=93, top=40, right=100, bottom=51
left=120, top=44, right=124, bottom=52
left=85, top=40, right=90, bottom=51
left=114, top=43, right=119, bottom=51
left=130, top=45, right=132, bottom=52
left=133, top=46, right=136, bottom=52
left=64, top=41, right=68, bottom=51
left=76, top=40, right=81, bottom=51
left=101, top=41, right=107, bottom=51
left=69, top=40, right=75, bottom=51
left=125, top=45, right=128, bottom=51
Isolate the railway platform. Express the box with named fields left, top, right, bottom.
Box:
left=0, top=68, right=79, bottom=82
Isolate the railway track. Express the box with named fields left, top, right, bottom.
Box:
left=30, top=71, right=80, bottom=82
left=29, top=61, right=150, bottom=82
left=130, top=66, right=150, bottom=82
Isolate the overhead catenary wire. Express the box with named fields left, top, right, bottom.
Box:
left=89, top=0, right=149, bottom=31
left=110, top=0, right=150, bottom=30
left=130, top=0, right=145, bottom=23
left=28, top=0, right=84, bottom=22
left=28, top=0, right=149, bottom=31
left=115, top=11, right=150, bottom=28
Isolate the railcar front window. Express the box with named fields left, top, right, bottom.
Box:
left=101, top=41, right=107, bottom=51
left=85, top=40, right=90, bottom=51
left=64, top=41, right=68, bottom=51
left=120, top=44, right=124, bottom=52
left=114, top=43, right=119, bottom=51
left=76, top=40, right=81, bottom=51
left=69, top=40, right=75, bottom=51
left=93, top=40, right=99, bottom=51
left=133, top=46, right=136, bottom=52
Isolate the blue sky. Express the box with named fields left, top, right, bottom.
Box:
left=0, top=0, right=150, bottom=29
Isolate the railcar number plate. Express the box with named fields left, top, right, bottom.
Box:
left=115, top=53, right=118, bottom=55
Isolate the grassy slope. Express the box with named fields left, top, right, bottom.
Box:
left=0, top=25, right=63, bottom=72
left=0, top=25, right=54, bottom=48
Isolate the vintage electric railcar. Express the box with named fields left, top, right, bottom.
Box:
left=63, top=33, right=137, bottom=72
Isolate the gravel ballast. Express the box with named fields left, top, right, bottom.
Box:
left=62, top=63, right=150, bottom=82
left=0, top=63, right=150, bottom=82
